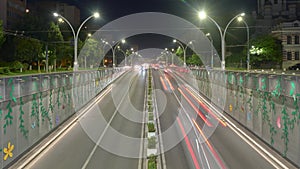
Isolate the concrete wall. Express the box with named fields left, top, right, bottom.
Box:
left=181, top=68, right=300, bottom=167
left=0, top=69, right=123, bottom=168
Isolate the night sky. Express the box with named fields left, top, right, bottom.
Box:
left=34, top=0, right=256, bottom=23
left=29, top=0, right=257, bottom=50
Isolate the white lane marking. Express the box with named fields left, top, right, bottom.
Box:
left=185, top=85, right=289, bottom=169
left=195, top=139, right=204, bottom=168
left=171, top=85, right=212, bottom=168
left=20, top=86, right=112, bottom=169
left=200, top=141, right=212, bottom=169
left=81, top=73, right=137, bottom=169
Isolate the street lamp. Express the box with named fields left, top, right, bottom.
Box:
left=206, top=33, right=214, bottom=68
left=117, top=46, right=128, bottom=66
left=199, top=11, right=245, bottom=70
left=102, top=39, right=125, bottom=68
left=173, top=39, right=193, bottom=67
left=238, top=16, right=250, bottom=71
left=164, top=48, right=175, bottom=65
left=53, top=12, right=100, bottom=71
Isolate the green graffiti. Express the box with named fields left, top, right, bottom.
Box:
left=247, top=90, right=253, bottom=112
left=8, top=78, right=17, bottom=103
left=289, top=81, right=295, bottom=97
left=31, top=93, right=39, bottom=128
left=4, top=100, right=13, bottom=134
left=289, top=81, right=299, bottom=130
left=39, top=92, right=52, bottom=129
left=271, top=77, right=282, bottom=97
left=57, top=88, right=61, bottom=108
left=281, top=97, right=289, bottom=156
left=19, top=97, right=28, bottom=138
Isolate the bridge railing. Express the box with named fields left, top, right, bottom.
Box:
left=0, top=68, right=125, bottom=168
left=175, top=68, right=300, bottom=167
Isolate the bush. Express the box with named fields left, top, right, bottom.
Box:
left=148, top=155, right=157, bottom=169
left=148, top=136, right=156, bottom=149
left=148, top=113, right=154, bottom=121
left=10, top=61, right=23, bottom=71
left=0, top=67, right=10, bottom=74
left=148, top=106, right=153, bottom=112
left=148, top=122, right=155, bottom=132
left=22, top=63, right=29, bottom=71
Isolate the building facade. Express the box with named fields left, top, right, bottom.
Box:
left=254, top=0, right=300, bottom=68
left=0, top=0, right=27, bottom=29
left=272, top=20, right=300, bottom=68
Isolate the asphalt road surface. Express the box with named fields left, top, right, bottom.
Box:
left=22, top=69, right=146, bottom=169
left=14, top=68, right=296, bottom=169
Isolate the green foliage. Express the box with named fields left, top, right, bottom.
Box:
left=149, top=113, right=154, bottom=121
left=249, top=34, right=282, bottom=68
left=10, top=61, right=23, bottom=71
left=47, top=22, right=65, bottom=63
left=148, top=106, right=153, bottom=112
left=148, top=155, right=157, bottom=169
left=14, top=37, right=43, bottom=63
left=0, top=67, right=10, bottom=74
left=0, top=20, right=5, bottom=48
left=148, top=123, right=156, bottom=132
left=175, top=46, right=183, bottom=56
left=187, top=53, right=202, bottom=65
left=80, top=38, right=102, bottom=66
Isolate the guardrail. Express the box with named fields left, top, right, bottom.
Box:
left=0, top=68, right=125, bottom=168
left=176, top=68, right=300, bottom=167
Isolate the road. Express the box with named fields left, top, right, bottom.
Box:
left=20, top=69, right=146, bottom=169
left=152, top=68, right=295, bottom=169
left=12, top=68, right=296, bottom=169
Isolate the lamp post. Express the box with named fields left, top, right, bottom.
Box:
left=163, top=48, right=175, bottom=65
left=130, top=48, right=134, bottom=67
left=238, top=16, right=250, bottom=71
left=102, top=39, right=125, bottom=68
left=199, top=11, right=245, bottom=70
left=206, top=33, right=214, bottom=68
left=53, top=12, right=99, bottom=71
left=173, top=39, right=193, bottom=67
left=117, top=46, right=127, bottom=66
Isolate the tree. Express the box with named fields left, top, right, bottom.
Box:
left=47, top=22, right=64, bottom=70
left=14, top=37, right=43, bottom=68
left=248, top=34, right=282, bottom=68
left=187, top=53, right=202, bottom=66
left=79, top=38, right=101, bottom=68
left=0, top=20, right=5, bottom=48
